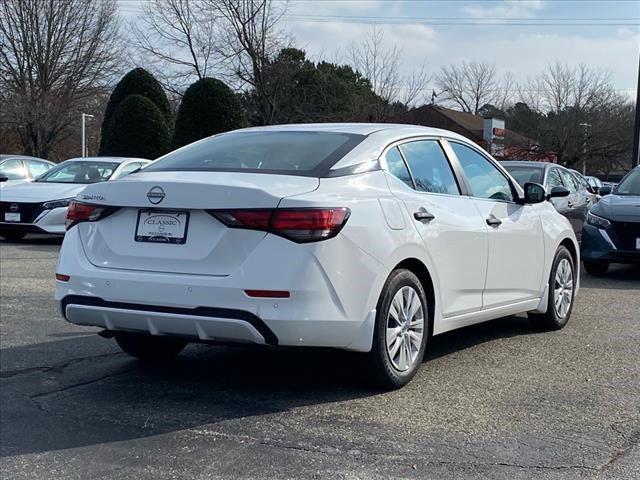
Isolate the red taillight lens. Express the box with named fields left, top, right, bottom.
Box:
left=66, top=201, right=106, bottom=230
left=210, top=208, right=350, bottom=243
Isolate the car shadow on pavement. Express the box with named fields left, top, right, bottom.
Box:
left=580, top=263, right=640, bottom=289
left=1, top=314, right=542, bottom=458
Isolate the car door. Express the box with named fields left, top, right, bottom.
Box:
left=446, top=140, right=545, bottom=309
left=558, top=168, right=586, bottom=241
left=383, top=139, right=488, bottom=318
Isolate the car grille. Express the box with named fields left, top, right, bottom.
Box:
left=0, top=201, right=45, bottom=223
left=610, top=221, right=640, bottom=251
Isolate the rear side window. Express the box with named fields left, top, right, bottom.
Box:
left=27, top=160, right=51, bottom=178
left=384, top=147, right=413, bottom=188
left=144, top=131, right=365, bottom=177
left=399, top=140, right=459, bottom=195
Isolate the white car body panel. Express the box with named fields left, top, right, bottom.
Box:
left=54, top=124, right=579, bottom=353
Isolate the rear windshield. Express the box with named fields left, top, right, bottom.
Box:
left=502, top=165, right=544, bottom=187
left=144, top=131, right=366, bottom=177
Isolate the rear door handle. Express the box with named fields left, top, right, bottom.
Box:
left=486, top=215, right=502, bottom=227
left=413, top=209, right=435, bottom=222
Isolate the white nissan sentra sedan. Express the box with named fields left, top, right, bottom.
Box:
left=55, top=124, right=579, bottom=389
left=0, top=157, right=150, bottom=241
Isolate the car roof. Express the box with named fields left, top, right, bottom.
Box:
left=236, top=122, right=470, bottom=139
left=501, top=161, right=557, bottom=169
left=0, top=154, right=54, bottom=164
left=62, top=157, right=150, bottom=164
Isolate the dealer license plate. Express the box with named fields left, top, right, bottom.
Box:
left=135, top=210, right=189, bottom=244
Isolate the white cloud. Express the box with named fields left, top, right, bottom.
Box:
left=462, top=0, right=544, bottom=19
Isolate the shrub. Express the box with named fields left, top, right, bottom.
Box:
left=101, top=95, right=171, bottom=159
left=172, top=77, right=244, bottom=149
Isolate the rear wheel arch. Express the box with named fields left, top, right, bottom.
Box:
left=392, top=258, right=435, bottom=338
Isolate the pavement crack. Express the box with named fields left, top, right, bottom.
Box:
left=29, top=367, right=133, bottom=400
left=0, top=351, right=124, bottom=378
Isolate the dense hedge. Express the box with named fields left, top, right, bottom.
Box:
left=100, top=95, right=171, bottom=159
left=172, top=77, right=244, bottom=149
left=99, top=68, right=171, bottom=154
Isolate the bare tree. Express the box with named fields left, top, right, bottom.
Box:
left=131, top=0, right=221, bottom=95
left=204, top=0, right=288, bottom=125
left=349, top=27, right=429, bottom=121
left=435, top=61, right=500, bottom=115
left=0, top=0, right=122, bottom=159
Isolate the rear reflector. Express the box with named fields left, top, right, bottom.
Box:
left=244, top=290, right=290, bottom=298
left=55, top=273, right=70, bottom=282
left=210, top=208, right=350, bottom=243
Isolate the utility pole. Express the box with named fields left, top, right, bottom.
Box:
left=579, top=122, right=590, bottom=175
left=632, top=53, right=640, bottom=169
left=81, top=113, right=94, bottom=157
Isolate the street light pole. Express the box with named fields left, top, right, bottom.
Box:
left=81, top=113, right=94, bottom=157
left=579, top=122, right=591, bottom=175
left=632, top=53, right=640, bottom=169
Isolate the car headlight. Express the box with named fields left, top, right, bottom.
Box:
left=42, top=198, right=74, bottom=209
left=586, top=211, right=610, bottom=229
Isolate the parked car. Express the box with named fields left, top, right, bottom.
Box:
left=569, top=169, right=600, bottom=204
left=586, top=176, right=603, bottom=193
left=0, top=157, right=150, bottom=241
left=55, top=124, right=579, bottom=389
left=502, top=161, right=592, bottom=242
left=581, top=165, right=640, bottom=274
left=0, top=155, right=55, bottom=185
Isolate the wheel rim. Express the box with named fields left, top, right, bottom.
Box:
left=553, top=258, right=574, bottom=318
left=386, top=286, right=424, bottom=372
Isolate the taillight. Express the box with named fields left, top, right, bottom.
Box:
left=210, top=208, right=350, bottom=243
left=65, top=201, right=107, bottom=230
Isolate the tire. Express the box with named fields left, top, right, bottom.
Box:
left=528, top=246, right=576, bottom=331
left=369, top=269, right=428, bottom=390
left=0, top=231, right=26, bottom=242
left=115, top=333, right=187, bottom=362
left=583, top=260, right=609, bottom=276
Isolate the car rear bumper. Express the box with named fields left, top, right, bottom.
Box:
left=55, top=228, right=384, bottom=352
left=581, top=223, right=640, bottom=264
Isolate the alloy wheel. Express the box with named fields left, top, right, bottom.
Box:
left=386, top=286, right=424, bottom=372
left=553, top=258, right=574, bottom=318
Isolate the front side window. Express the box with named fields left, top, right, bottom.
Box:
left=450, top=142, right=514, bottom=202
left=559, top=169, right=578, bottom=193
left=384, top=147, right=413, bottom=188
left=144, top=131, right=365, bottom=177
left=546, top=168, right=564, bottom=189
left=399, top=140, right=459, bottom=195
left=36, top=161, right=119, bottom=184
left=0, top=159, right=28, bottom=180
left=27, top=160, right=51, bottom=178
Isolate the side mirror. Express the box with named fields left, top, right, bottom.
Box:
left=598, top=186, right=612, bottom=196
left=547, top=186, right=570, bottom=200
left=0, top=174, right=8, bottom=182
left=523, top=182, right=546, bottom=204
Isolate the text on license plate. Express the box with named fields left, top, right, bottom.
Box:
left=135, top=210, right=189, bottom=244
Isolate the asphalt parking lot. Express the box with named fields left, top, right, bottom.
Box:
left=0, top=237, right=639, bottom=480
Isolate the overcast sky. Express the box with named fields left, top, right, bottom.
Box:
left=121, top=0, right=640, bottom=100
